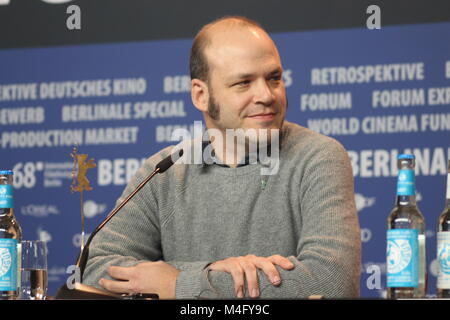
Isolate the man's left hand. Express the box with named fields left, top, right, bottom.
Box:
left=98, top=261, right=180, bottom=299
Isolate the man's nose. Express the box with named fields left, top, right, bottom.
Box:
left=254, top=80, right=275, bottom=106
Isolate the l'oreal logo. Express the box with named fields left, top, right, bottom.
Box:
left=0, top=0, right=74, bottom=5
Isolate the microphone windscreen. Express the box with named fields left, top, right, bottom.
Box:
left=156, top=149, right=183, bottom=173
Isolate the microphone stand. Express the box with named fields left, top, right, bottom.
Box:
left=55, top=150, right=183, bottom=300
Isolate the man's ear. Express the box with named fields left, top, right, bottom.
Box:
left=191, top=79, right=209, bottom=113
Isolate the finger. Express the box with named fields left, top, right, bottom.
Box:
left=208, top=260, right=229, bottom=272
left=240, top=260, right=259, bottom=298
left=209, top=260, right=245, bottom=298
left=107, top=266, right=133, bottom=281
left=268, top=255, right=295, bottom=270
left=228, top=264, right=245, bottom=298
left=253, top=258, right=282, bottom=286
left=99, top=278, right=131, bottom=294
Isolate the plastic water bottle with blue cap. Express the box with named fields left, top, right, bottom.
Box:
left=0, top=170, right=22, bottom=300
left=386, top=154, right=426, bottom=299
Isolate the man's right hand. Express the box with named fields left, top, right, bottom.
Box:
left=208, top=254, right=295, bottom=298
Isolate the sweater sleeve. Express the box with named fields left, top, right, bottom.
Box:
left=82, top=155, right=165, bottom=288
left=186, top=138, right=361, bottom=299
left=81, top=150, right=215, bottom=298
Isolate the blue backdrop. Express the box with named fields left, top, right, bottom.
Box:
left=1, top=22, right=449, bottom=297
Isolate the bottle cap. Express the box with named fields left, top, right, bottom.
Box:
left=0, top=170, right=13, bottom=175
left=398, top=154, right=415, bottom=160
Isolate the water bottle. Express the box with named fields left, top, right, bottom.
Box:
left=0, top=170, right=22, bottom=299
left=387, top=154, right=426, bottom=298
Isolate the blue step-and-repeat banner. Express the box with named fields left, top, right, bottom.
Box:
left=1, top=22, right=449, bottom=297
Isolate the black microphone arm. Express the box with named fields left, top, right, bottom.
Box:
left=56, top=148, right=183, bottom=300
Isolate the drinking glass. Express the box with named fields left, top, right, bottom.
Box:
left=20, top=240, right=48, bottom=300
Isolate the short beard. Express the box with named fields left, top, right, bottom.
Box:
left=207, top=84, right=220, bottom=121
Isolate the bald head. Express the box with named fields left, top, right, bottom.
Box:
left=190, top=16, right=272, bottom=82
left=189, top=15, right=287, bottom=140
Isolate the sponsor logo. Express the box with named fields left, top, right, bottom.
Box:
left=72, top=233, right=91, bottom=248
left=20, top=204, right=60, bottom=218
left=361, top=228, right=372, bottom=243
left=48, top=266, right=67, bottom=282
left=354, top=193, right=375, bottom=212
left=37, top=227, right=52, bottom=244
left=83, top=200, right=107, bottom=218
left=0, top=248, right=12, bottom=277
left=438, top=244, right=450, bottom=274
left=387, top=239, right=412, bottom=274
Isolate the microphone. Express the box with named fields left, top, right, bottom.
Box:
left=55, top=149, right=183, bottom=300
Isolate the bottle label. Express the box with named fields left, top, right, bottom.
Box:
left=396, top=169, right=415, bottom=196
left=0, top=185, right=13, bottom=208
left=0, top=239, right=18, bottom=291
left=437, top=232, right=450, bottom=289
left=387, top=229, right=419, bottom=287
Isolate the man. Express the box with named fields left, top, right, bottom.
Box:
left=82, top=16, right=361, bottom=299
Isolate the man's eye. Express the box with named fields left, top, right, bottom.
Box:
left=235, top=80, right=250, bottom=86
left=270, top=75, right=282, bottom=82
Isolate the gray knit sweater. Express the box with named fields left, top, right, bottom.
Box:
left=83, top=121, right=361, bottom=298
